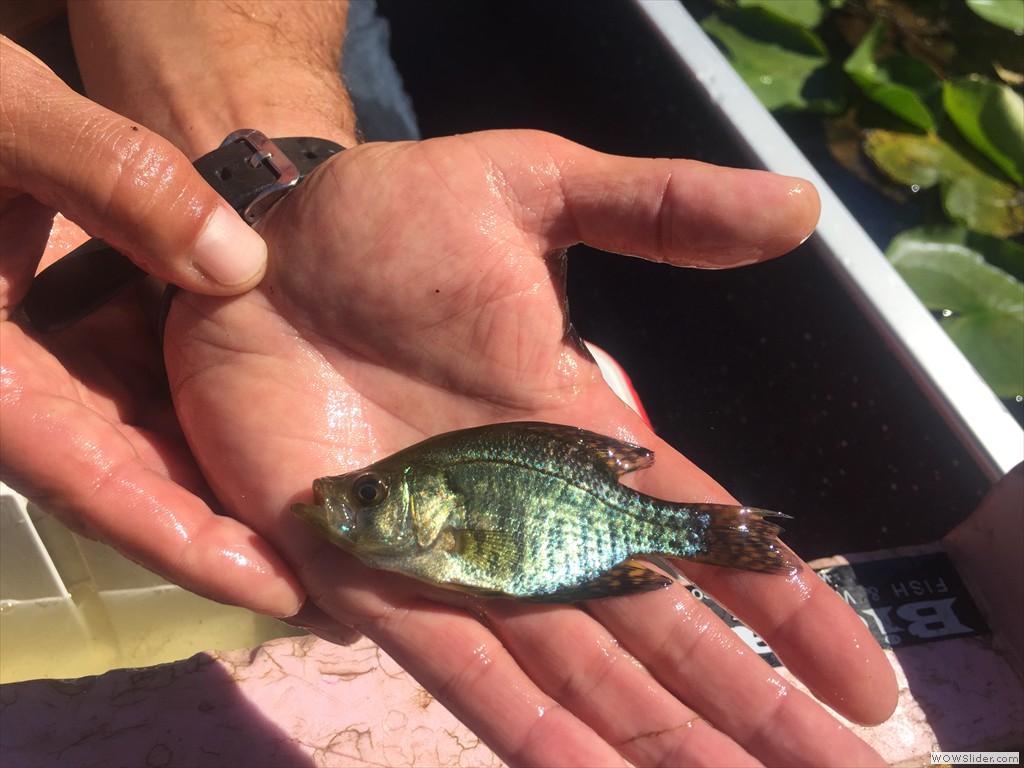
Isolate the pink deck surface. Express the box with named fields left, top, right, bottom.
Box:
left=2, top=626, right=1021, bottom=767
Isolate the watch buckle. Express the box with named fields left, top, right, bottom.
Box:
left=220, top=129, right=301, bottom=223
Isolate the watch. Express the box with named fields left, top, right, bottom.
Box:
left=18, top=129, right=344, bottom=333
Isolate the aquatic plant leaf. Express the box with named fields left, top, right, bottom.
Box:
left=887, top=226, right=1024, bottom=398
left=943, top=76, right=1024, bottom=185
left=701, top=8, right=845, bottom=114
left=864, top=129, right=1024, bottom=236
left=844, top=21, right=941, bottom=131
left=886, top=224, right=1024, bottom=282
left=943, top=173, right=1024, bottom=237
left=863, top=129, right=948, bottom=187
left=736, top=0, right=825, bottom=28
left=966, top=0, right=1024, bottom=33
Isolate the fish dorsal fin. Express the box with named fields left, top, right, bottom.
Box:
left=527, top=559, right=672, bottom=603
left=520, top=423, right=655, bottom=477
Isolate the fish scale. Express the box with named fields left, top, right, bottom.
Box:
left=293, top=422, right=798, bottom=601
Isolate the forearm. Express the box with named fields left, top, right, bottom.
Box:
left=67, top=0, right=358, bottom=157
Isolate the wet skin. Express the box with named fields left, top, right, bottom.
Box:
left=164, top=131, right=897, bottom=767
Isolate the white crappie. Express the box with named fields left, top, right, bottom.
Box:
left=293, top=422, right=797, bottom=601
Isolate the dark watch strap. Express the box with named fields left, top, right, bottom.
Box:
left=18, top=130, right=344, bottom=333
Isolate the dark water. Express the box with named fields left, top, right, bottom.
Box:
left=377, top=0, right=991, bottom=559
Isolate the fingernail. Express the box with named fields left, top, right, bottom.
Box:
left=192, top=203, right=268, bottom=286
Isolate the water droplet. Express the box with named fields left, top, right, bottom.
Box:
left=910, top=184, right=921, bottom=193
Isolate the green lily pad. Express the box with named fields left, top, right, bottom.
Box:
left=701, top=8, right=845, bottom=113
left=864, top=129, right=1024, bottom=236
left=844, top=21, right=942, bottom=131
left=943, top=76, right=1024, bottom=185
left=966, top=0, right=1024, bottom=33
left=887, top=226, right=1024, bottom=398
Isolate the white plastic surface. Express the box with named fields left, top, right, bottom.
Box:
left=0, top=482, right=301, bottom=683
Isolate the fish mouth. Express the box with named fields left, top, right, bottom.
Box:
left=292, top=479, right=355, bottom=535
left=292, top=480, right=327, bottom=523
left=311, top=478, right=328, bottom=507
left=291, top=501, right=323, bottom=525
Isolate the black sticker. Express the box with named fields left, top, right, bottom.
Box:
left=686, top=552, right=989, bottom=668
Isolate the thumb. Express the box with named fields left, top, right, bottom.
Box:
left=490, top=131, right=820, bottom=269
left=0, top=35, right=266, bottom=294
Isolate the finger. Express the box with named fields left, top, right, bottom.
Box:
left=0, top=195, right=55, bottom=311
left=0, top=333, right=303, bottom=617
left=0, top=36, right=266, bottom=293
left=331, top=587, right=628, bottom=767
left=624, top=437, right=898, bottom=727
left=491, top=130, right=820, bottom=267
left=587, top=584, right=886, bottom=767
left=287, top=600, right=363, bottom=646
left=283, top=532, right=623, bottom=768
left=481, top=600, right=761, bottom=767
left=685, top=561, right=899, bottom=726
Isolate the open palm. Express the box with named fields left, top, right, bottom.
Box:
left=165, top=131, right=896, bottom=767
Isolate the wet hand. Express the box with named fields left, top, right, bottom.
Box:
left=0, top=35, right=302, bottom=618
left=164, top=130, right=897, bottom=766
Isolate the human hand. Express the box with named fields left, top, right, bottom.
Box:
left=164, top=130, right=898, bottom=766
left=0, top=35, right=303, bottom=617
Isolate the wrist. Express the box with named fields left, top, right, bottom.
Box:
left=67, top=1, right=359, bottom=157
left=152, top=63, right=358, bottom=157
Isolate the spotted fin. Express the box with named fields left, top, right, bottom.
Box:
left=520, top=422, right=655, bottom=477
left=681, top=505, right=798, bottom=575
left=526, top=559, right=672, bottom=603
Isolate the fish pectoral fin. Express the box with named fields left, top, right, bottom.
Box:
left=411, top=473, right=457, bottom=548
left=451, top=527, right=519, bottom=572
left=527, top=559, right=672, bottom=603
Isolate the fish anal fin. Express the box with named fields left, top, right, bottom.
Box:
left=526, top=559, right=672, bottom=603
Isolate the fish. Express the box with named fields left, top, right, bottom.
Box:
left=293, top=422, right=798, bottom=602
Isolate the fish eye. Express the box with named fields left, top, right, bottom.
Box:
left=351, top=473, right=388, bottom=507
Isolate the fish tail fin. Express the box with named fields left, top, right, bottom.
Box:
left=680, top=505, right=799, bottom=575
